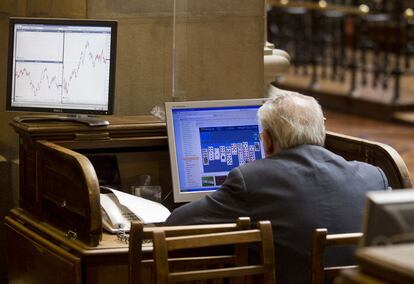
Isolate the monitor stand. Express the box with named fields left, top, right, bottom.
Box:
left=14, top=114, right=110, bottom=127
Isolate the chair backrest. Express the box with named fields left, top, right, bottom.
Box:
left=152, top=220, right=275, bottom=284
left=325, top=131, right=412, bottom=189
left=128, top=217, right=252, bottom=284
left=310, top=228, right=363, bottom=284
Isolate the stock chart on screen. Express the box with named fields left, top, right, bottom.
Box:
left=10, top=23, right=112, bottom=111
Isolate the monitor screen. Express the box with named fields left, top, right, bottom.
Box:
left=6, top=18, right=117, bottom=116
left=361, top=190, right=414, bottom=247
left=166, top=98, right=268, bottom=203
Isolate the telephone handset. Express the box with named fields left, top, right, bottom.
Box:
left=100, top=186, right=171, bottom=234
left=100, top=192, right=140, bottom=233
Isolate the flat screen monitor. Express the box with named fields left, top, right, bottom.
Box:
left=361, top=190, right=414, bottom=246
left=166, top=98, right=268, bottom=203
left=6, top=18, right=117, bottom=126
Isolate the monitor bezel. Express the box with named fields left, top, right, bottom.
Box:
left=165, top=98, right=269, bottom=203
left=6, top=17, right=117, bottom=115
left=361, top=190, right=414, bottom=247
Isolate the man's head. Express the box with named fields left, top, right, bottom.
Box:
left=257, top=90, right=326, bottom=156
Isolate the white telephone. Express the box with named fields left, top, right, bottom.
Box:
left=100, top=186, right=171, bottom=233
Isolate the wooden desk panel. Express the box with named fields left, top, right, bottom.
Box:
left=5, top=217, right=82, bottom=284
left=5, top=208, right=129, bottom=284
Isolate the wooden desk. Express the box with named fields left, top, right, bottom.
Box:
left=5, top=116, right=412, bottom=284
left=7, top=116, right=168, bottom=283
left=10, top=115, right=172, bottom=219
left=5, top=207, right=159, bottom=284
left=337, top=244, right=414, bottom=284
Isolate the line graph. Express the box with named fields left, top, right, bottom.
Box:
left=12, top=25, right=112, bottom=109
left=15, top=66, right=60, bottom=97
left=15, top=40, right=110, bottom=100
left=14, top=62, right=63, bottom=104
left=62, top=40, right=109, bottom=97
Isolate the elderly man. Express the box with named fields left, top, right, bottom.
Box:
left=165, top=90, right=388, bottom=283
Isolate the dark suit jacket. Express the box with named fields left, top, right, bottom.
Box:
left=165, top=145, right=389, bottom=283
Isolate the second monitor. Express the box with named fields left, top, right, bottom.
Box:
left=166, top=98, right=268, bottom=203
left=6, top=17, right=117, bottom=126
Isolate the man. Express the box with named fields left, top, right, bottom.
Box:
left=165, top=90, right=389, bottom=283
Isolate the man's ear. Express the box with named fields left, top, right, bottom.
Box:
left=262, top=129, right=274, bottom=156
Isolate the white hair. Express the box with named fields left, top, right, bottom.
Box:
left=258, top=88, right=326, bottom=150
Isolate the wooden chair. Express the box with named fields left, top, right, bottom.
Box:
left=310, top=228, right=363, bottom=284
left=128, top=217, right=253, bottom=284
left=325, top=131, right=412, bottom=189
left=151, top=220, right=275, bottom=284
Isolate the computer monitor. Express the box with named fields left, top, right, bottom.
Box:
left=361, top=190, right=414, bottom=246
left=165, top=98, right=268, bottom=203
left=6, top=17, right=117, bottom=126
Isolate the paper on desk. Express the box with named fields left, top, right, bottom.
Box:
left=109, top=188, right=171, bottom=224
